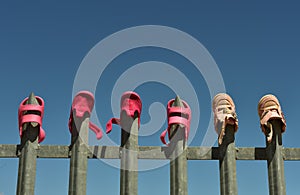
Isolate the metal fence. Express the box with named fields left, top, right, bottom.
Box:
left=0, top=93, right=299, bottom=195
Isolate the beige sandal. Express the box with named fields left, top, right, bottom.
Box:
left=258, top=94, right=286, bottom=143
left=212, top=93, right=238, bottom=145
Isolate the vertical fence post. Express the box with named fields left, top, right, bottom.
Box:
left=266, top=120, right=286, bottom=195
left=68, top=112, right=89, bottom=195
left=219, top=124, right=238, bottom=195
left=16, top=93, right=39, bottom=195
left=170, top=96, right=188, bottom=195
left=120, top=111, right=139, bottom=195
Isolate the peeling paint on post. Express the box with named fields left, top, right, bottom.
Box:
left=120, top=111, right=139, bottom=195
left=266, top=120, right=286, bottom=195
left=68, top=112, right=89, bottom=195
left=219, top=124, right=238, bottom=195
left=169, top=96, right=188, bottom=195
left=16, top=93, right=40, bottom=195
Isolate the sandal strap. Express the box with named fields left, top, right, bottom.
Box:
left=258, top=94, right=286, bottom=136
left=160, top=99, right=191, bottom=145
left=106, top=118, right=121, bottom=134
left=89, top=122, right=103, bottom=139
left=18, top=96, right=45, bottom=143
left=160, top=129, right=168, bottom=145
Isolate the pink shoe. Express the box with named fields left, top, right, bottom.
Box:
left=106, top=91, right=142, bottom=134
left=258, top=94, right=286, bottom=142
left=160, top=98, right=191, bottom=145
left=68, top=91, right=102, bottom=139
left=212, top=93, right=238, bottom=145
left=18, top=96, right=46, bottom=143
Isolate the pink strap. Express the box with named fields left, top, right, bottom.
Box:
left=68, top=91, right=103, bottom=140
left=18, top=96, right=45, bottom=143
left=160, top=99, right=191, bottom=145
left=106, top=91, right=142, bottom=133
left=160, top=129, right=168, bottom=145
left=106, top=118, right=121, bottom=134
left=89, top=122, right=103, bottom=139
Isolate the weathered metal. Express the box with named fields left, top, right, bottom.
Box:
left=68, top=112, right=89, bottom=195
left=266, top=120, right=286, bottom=195
left=2, top=144, right=300, bottom=160
left=282, top=148, right=300, bottom=160
left=219, top=124, right=238, bottom=195
left=120, top=111, right=139, bottom=195
left=16, top=93, right=40, bottom=195
left=213, top=93, right=238, bottom=195
left=169, top=96, right=188, bottom=195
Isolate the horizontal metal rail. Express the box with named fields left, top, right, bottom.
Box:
left=1, top=144, right=300, bottom=160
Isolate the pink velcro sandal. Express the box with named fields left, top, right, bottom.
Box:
left=212, top=93, right=238, bottom=145
left=258, top=94, right=286, bottom=142
left=68, top=91, right=103, bottom=140
left=106, top=91, right=142, bottom=134
left=160, top=99, right=191, bottom=145
left=18, top=96, right=46, bottom=143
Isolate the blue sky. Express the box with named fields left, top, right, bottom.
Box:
left=1, top=1, right=300, bottom=194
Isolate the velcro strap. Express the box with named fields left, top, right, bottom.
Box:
left=18, top=96, right=45, bottom=143
left=19, top=114, right=42, bottom=125
left=263, top=105, right=278, bottom=110
left=168, top=107, right=190, bottom=116
left=19, top=104, right=44, bottom=114
left=160, top=99, right=191, bottom=145
left=168, top=116, right=189, bottom=127
left=214, top=105, right=231, bottom=110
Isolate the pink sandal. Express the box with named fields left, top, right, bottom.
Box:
left=18, top=95, right=46, bottom=143
left=258, top=94, right=286, bottom=142
left=106, top=91, right=142, bottom=133
left=68, top=91, right=102, bottom=139
left=160, top=98, right=191, bottom=145
left=212, top=93, right=238, bottom=145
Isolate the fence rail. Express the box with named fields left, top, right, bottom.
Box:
left=1, top=145, right=300, bottom=160
left=0, top=92, right=297, bottom=195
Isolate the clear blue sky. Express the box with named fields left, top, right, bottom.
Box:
left=1, top=1, right=300, bottom=194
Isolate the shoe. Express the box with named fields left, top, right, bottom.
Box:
left=18, top=95, right=46, bottom=143
left=68, top=91, right=102, bottom=140
left=160, top=96, right=191, bottom=145
left=212, top=93, right=238, bottom=145
left=106, top=91, right=142, bottom=134
left=258, top=94, right=286, bottom=142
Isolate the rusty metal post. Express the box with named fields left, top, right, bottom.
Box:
left=169, top=96, right=188, bottom=195
left=16, top=93, right=40, bottom=195
left=120, top=111, right=139, bottom=195
left=219, top=124, right=238, bottom=195
left=68, top=112, right=89, bottom=195
left=266, top=120, right=286, bottom=195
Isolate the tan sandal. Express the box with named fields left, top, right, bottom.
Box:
left=258, top=94, right=286, bottom=143
left=212, top=93, right=238, bottom=145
